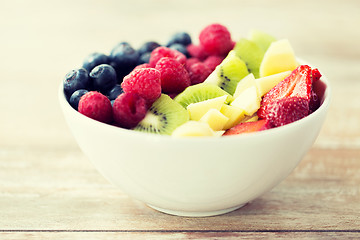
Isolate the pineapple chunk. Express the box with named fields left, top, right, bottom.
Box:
left=186, top=95, right=227, bottom=121
left=220, top=104, right=246, bottom=130
left=230, top=86, right=260, bottom=116
left=259, top=39, right=298, bottom=77
left=255, top=71, right=291, bottom=96
left=233, top=73, right=259, bottom=98
left=171, top=121, right=214, bottom=137
left=199, top=109, right=229, bottom=131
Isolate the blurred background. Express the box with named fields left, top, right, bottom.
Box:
left=0, top=0, right=359, bottom=149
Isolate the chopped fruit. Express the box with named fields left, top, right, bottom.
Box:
left=204, top=51, right=249, bottom=95
left=149, top=47, right=187, bottom=67
left=199, top=109, right=229, bottom=131
left=121, top=68, right=162, bottom=104
left=311, top=68, right=322, bottom=82
left=220, top=104, right=246, bottom=130
left=245, top=114, right=259, bottom=122
left=233, top=38, right=265, bottom=78
left=248, top=30, right=276, bottom=52
left=264, top=97, right=309, bottom=127
left=186, top=44, right=209, bottom=61
left=199, top=23, right=233, bottom=56
left=203, top=55, right=224, bottom=71
left=223, top=119, right=271, bottom=136
left=172, top=121, right=214, bottom=137
left=155, top=57, right=191, bottom=93
left=174, top=83, right=232, bottom=109
left=113, top=92, right=148, bottom=129
left=259, top=39, right=298, bottom=77
left=78, top=91, right=113, bottom=123
left=231, top=86, right=261, bottom=116
left=134, top=94, right=189, bottom=135
left=309, top=90, right=321, bottom=113
left=233, top=73, right=257, bottom=98
left=255, top=71, right=291, bottom=97
left=186, top=62, right=212, bottom=85
left=187, top=95, right=228, bottom=121
left=258, top=65, right=312, bottom=119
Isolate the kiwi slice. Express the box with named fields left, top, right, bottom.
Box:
left=174, top=82, right=233, bottom=109
left=134, top=94, right=189, bottom=135
left=204, top=51, right=249, bottom=95
left=233, top=38, right=265, bottom=78
left=249, top=30, right=276, bottom=52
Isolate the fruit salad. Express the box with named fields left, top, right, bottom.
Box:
left=63, top=23, right=323, bottom=137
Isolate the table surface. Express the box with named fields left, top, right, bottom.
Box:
left=1, top=0, right=359, bottom=239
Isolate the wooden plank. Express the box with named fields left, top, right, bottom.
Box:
left=0, top=231, right=359, bottom=240
left=0, top=148, right=359, bottom=231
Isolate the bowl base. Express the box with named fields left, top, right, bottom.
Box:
left=147, top=204, right=246, bottom=217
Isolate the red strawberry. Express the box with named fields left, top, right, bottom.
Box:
left=265, top=97, right=309, bottom=127
left=258, top=65, right=312, bottom=119
left=223, top=120, right=271, bottom=136
left=311, top=68, right=322, bottom=83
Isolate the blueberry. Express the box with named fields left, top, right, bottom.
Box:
left=138, top=41, right=161, bottom=55
left=70, top=89, right=88, bottom=110
left=166, top=32, right=192, bottom=47
left=108, top=84, right=124, bottom=100
left=89, top=64, right=117, bottom=94
left=137, top=52, right=151, bottom=64
left=82, top=52, right=109, bottom=73
left=169, top=43, right=189, bottom=57
left=109, top=42, right=139, bottom=79
left=63, top=68, right=90, bottom=99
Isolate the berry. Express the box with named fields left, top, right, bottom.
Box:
left=69, top=89, right=88, bottom=110
left=82, top=52, right=109, bottom=73
left=110, top=42, right=139, bottom=80
left=133, top=63, right=152, bottom=71
left=186, top=62, right=212, bottom=85
left=108, top=84, right=124, bottom=101
left=258, top=65, right=312, bottom=119
left=149, top=47, right=186, bottom=67
left=78, top=91, right=113, bottom=123
left=121, top=68, right=162, bottom=103
left=309, top=90, right=320, bottom=113
left=185, top=58, right=201, bottom=70
left=186, top=44, right=209, bottom=61
left=89, top=64, right=117, bottom=94
left=264, top=97, right=309, bottom=127
left=199, top=23, right=233, bottom=56
left=138, top=41, right=161, bottom=55
left=155, top=57, right=191, bottom=94
left=311, top=68, right=322, bottom=82
left=166, top=32, right=192, bottom=47
left=169, top=43, right=189, bottom=57
left=63, top=68, right=90, bottom=99
left=203, top=55, right=224, bottom=71
left=137, top=52, right=151, bottom=65
left=113, top=92, right=148, bottom=129
left=224, top=120, right=271, bottom=136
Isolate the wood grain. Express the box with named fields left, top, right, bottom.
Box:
left=0, top=0, right=359, bottom=239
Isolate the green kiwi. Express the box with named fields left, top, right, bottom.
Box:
left=174, top=82, right=233, bottom=109
left=204, top=51, right=249, bottom=95
left=233, top=38, right=265, bottom=78
left=134, top=94, right=189, bottom=135
left=249, top=30, right=276, bottom=52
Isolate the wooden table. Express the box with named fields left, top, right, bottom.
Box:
left=0, top=0, right=359, bottom=239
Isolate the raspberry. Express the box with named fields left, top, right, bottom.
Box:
left=186, top=44, right=209, bottom=61
left=78, top=91, right=113, bottom=123
left=149, top=47, right=186, bottom=67
left=186, top=62, right=212, bottom=85
left=133, top=63, right=152, bottom=71
left=121, top=68, right=162, bottom=103
left=113, top=92, right=148, bottom=129
left=155, top=57, right=191, bottom=94
left=199, top=23, right=233, bottom=56
left=203, top=55, right=224, bottom=71
left=185, top=58, right=201, bottom=70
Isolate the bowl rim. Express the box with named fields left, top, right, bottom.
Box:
left=59, top=67, right=331, bottom=142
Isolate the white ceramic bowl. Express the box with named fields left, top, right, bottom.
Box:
left=59, top=72, right=330, bottom=217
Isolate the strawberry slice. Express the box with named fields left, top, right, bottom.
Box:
left=258, top=65, right=312, bottom=119
left=223, top=119, right=271, bottom=136
left=311, top=68, right=322, bottom=83
left=265, top=97, right=309, bottom=127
